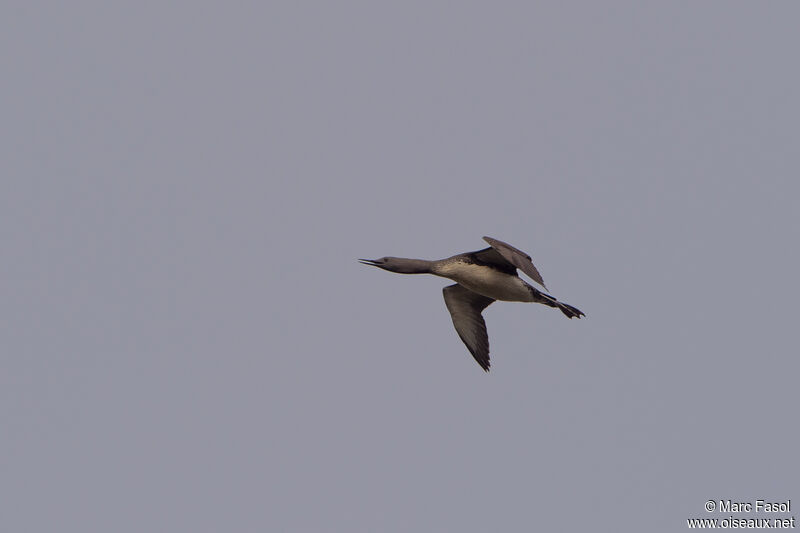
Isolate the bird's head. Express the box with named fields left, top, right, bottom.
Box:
left=358, top=257, right=430, bottom=274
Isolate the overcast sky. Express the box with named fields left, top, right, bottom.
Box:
left=2, top=2, right=798, bottom=532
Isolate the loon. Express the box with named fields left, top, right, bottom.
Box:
left=359, top=236, right=584, bottom=372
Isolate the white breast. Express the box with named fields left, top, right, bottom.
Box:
left=434, top=262, right=534, bottom=302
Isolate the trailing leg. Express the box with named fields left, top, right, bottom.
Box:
left=531, top=288, right=585, bottom=319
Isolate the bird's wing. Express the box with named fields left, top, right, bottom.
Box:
left=469, top=247, right=518, bottom=275
left=482, top=236, right=547, bottom=290
left=442, top=284, right=495, bottom=372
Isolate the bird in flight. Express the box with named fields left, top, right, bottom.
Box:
left=359, top=236, right=584, bottom=371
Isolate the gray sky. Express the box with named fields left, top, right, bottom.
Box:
left=2, top=2, right=798, bottom=532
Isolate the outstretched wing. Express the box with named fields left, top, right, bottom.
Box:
left=469, top=247, right=518, bottom=275
left=482, top=236, right=547, bottom=290
left=442, top=284, right=495, bottom=371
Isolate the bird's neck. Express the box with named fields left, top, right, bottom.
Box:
left=391, top=258, right=434, bottom=274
